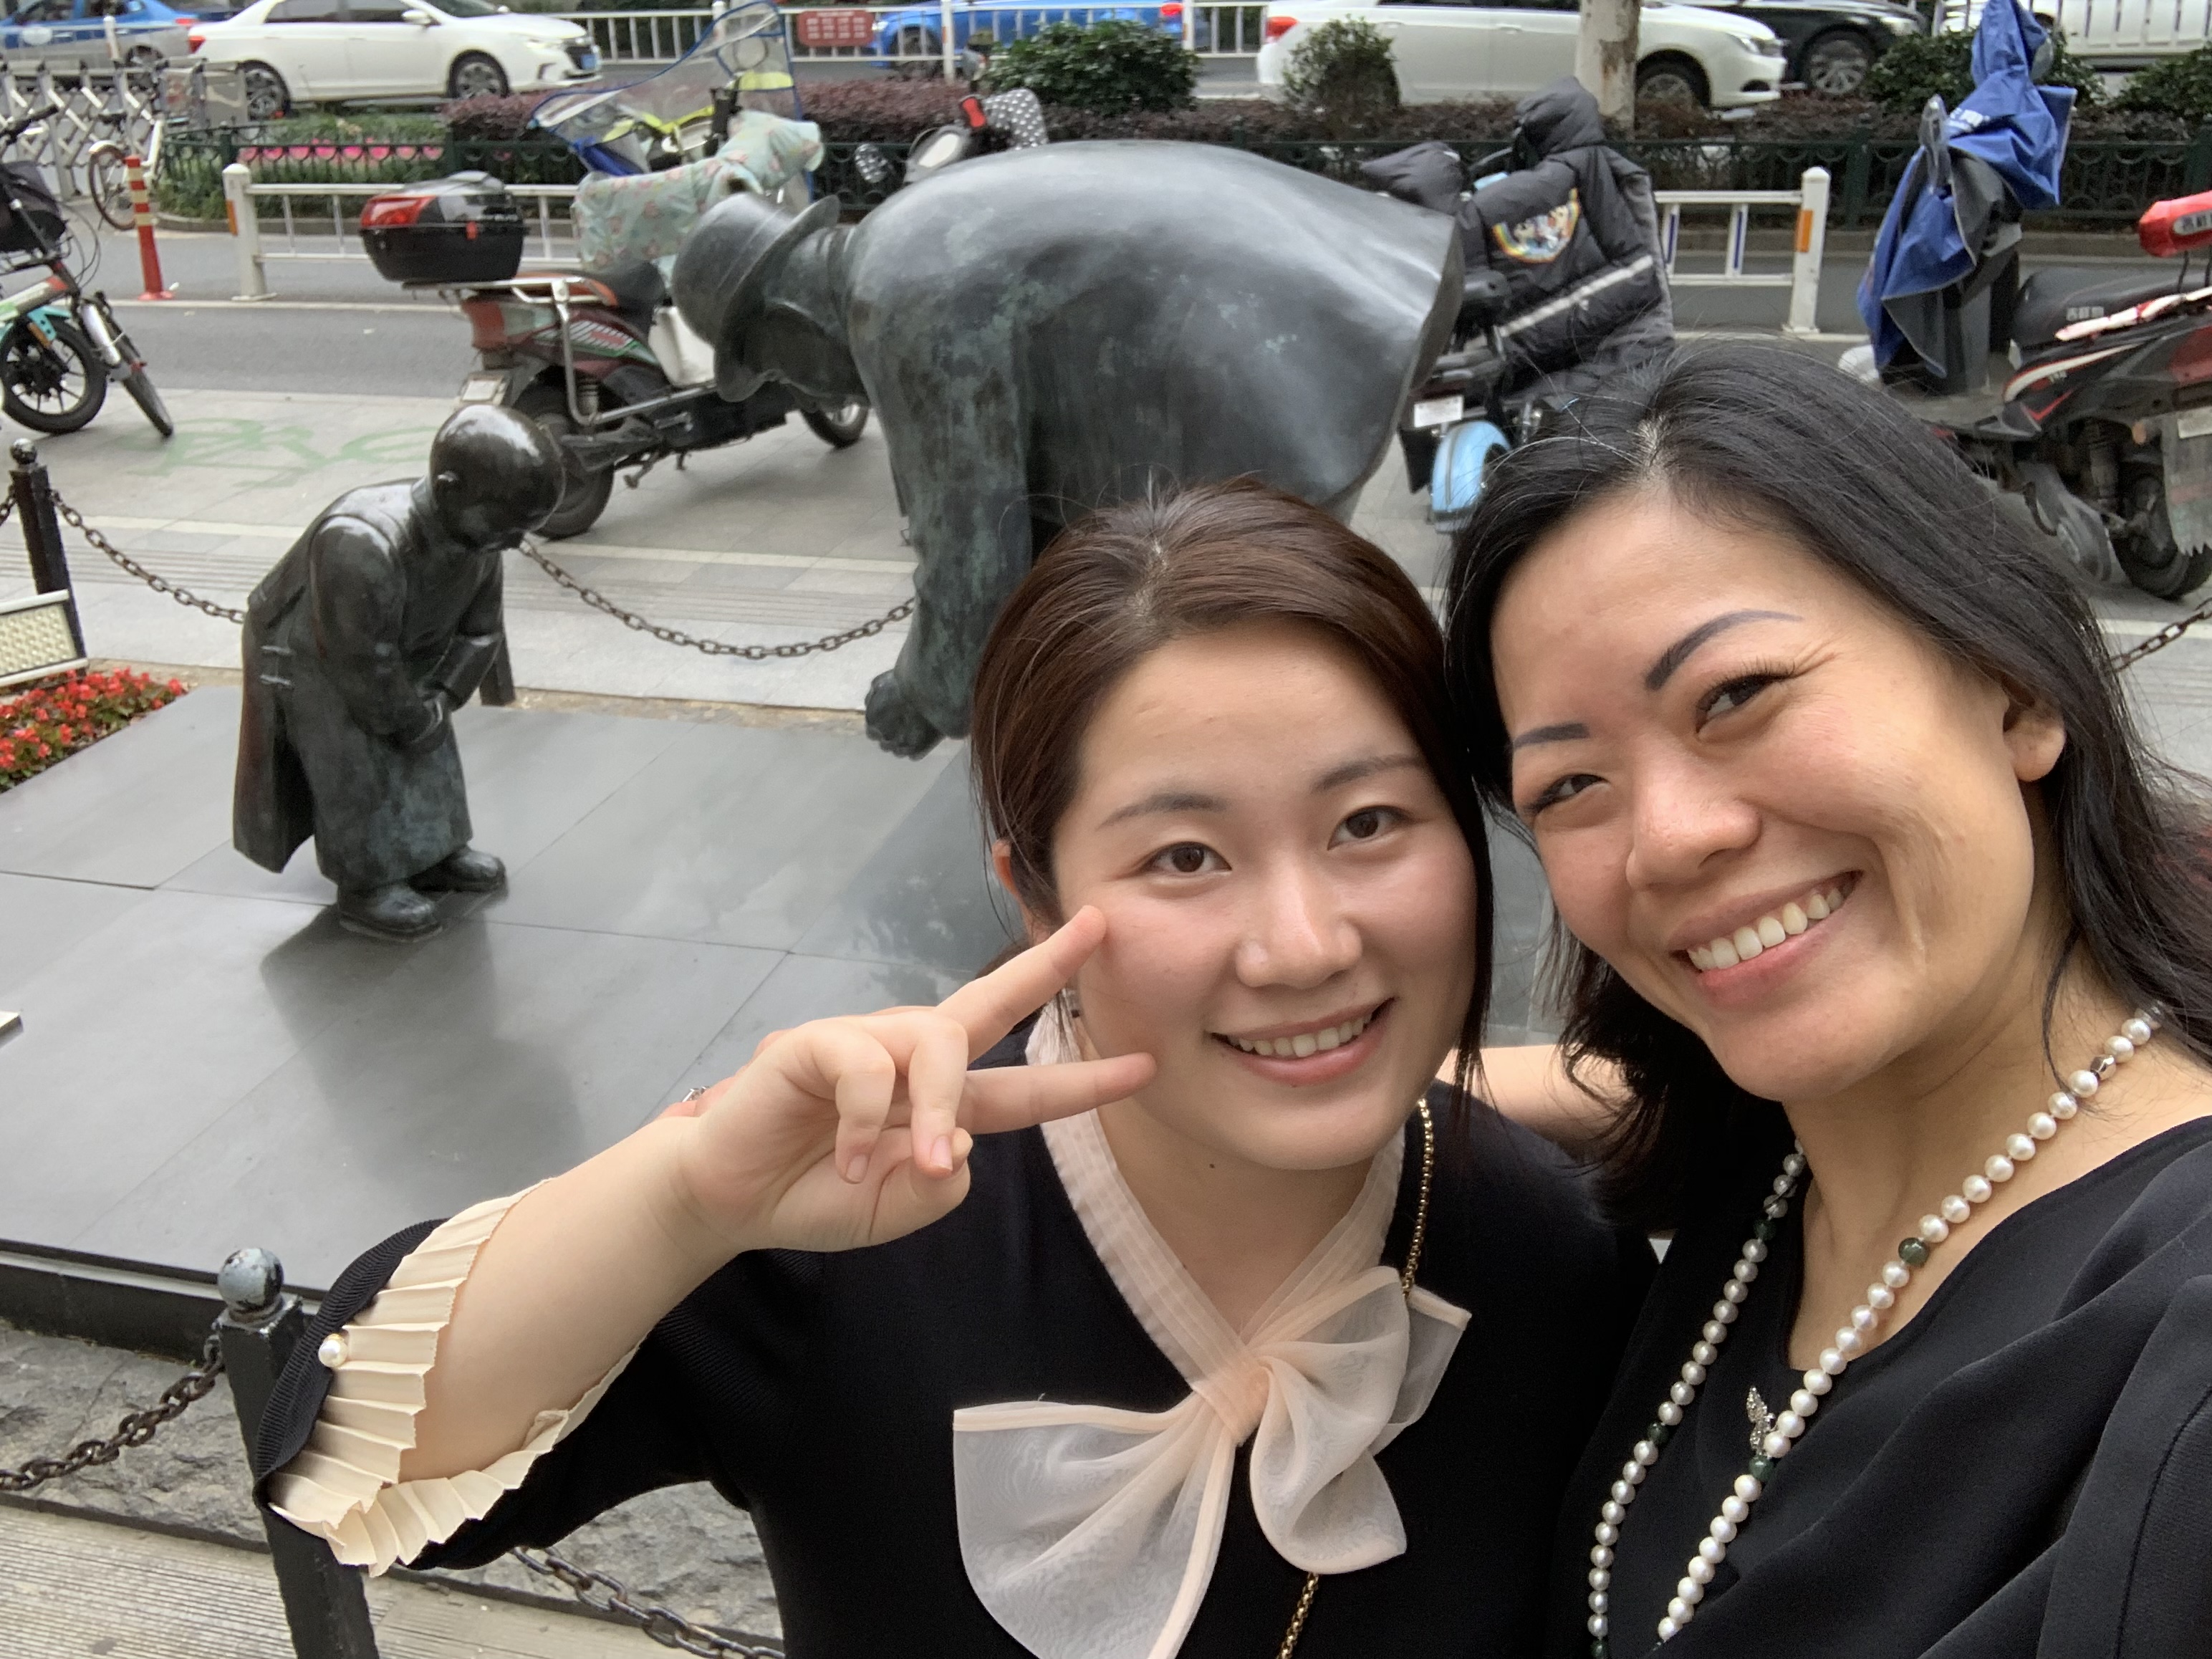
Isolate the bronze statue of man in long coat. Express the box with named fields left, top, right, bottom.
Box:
left=233, top=405, right=562, bottom=941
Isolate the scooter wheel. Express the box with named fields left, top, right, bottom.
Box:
left=0, top=319, right=105, bottom=434
left=515, top=383, right=617, bottom=540
left=2118, top=463, right=2212, bottom=600
left=804, top=401, right=870, bottom=448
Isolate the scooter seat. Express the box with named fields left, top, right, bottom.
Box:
left=590, top=258, right=669, bottom=329
left=2013, top=267, right=2182, bottom=352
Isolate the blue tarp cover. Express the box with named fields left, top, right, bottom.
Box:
left=1857, top=0, right=2073, bottom=364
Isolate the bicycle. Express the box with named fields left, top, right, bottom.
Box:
left=0, top=102, right=170, bottom=437
left=82, top=74, right=162, bottom=233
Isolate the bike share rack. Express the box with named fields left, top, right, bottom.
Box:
left=0, top=61, right=168, bottom=217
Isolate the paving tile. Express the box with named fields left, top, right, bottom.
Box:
left=672, top=950, right=973, bottom=1096
left=0, top=888, right=416, bottom=1253
left=486, top=721, right=951, bottom=949
left=0, top=688, right=235, bottom=888
left=675, top=562, right=807, bottom=593
left=1486, top=823, right=1554, bottom=1042
left=0, top=871, right=155, bottom=1001
left=80, top=917, right=783, bottom=1287
left=792, top=749, right=1019, bottom=976
left=157, top=701, right=690, bottom=904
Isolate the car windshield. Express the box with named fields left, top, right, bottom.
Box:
left=430, top=0, right=502, bottom=14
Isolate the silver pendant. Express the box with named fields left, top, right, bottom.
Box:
left=1746, top=1387, right=1775, bottom=1453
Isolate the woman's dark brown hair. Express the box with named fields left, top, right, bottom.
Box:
left=971, top=476, right=1495, bottom=1093
left=1445, top=342, right=2212, bottom=1228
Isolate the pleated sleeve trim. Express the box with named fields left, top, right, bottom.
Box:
left=264, top=1186, right=635, bottom=1575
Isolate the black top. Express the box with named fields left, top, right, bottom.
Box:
left=256, top=1046, right=1650, bottom=1658
left=1547, top=1107, right=2212, bottom=1659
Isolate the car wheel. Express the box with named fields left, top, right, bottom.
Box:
left=1635, top=54, right=1709, bottom=108
left=240, top=61, right=289, bottom=121
left=890, top=24, right=944, bottom=77
left=1802, top=29, right=1875, bottom=95
left=447, top=50, right=509, bottom=100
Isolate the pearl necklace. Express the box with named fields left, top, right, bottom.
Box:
left=1584, top=1010, right=2160, bottom=1656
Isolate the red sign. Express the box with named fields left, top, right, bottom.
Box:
left=795, top=7, right=880, bottom=48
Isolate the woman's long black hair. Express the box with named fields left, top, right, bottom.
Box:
left=1444, top=342, right=2212, bottom=1228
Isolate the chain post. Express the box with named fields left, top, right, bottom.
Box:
left=216, top=1248, right=383, bottom=1659
left=12, top=438, right=82, bottom=658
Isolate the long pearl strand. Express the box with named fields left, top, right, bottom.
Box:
left=1584, top=1010, right=2159, bottom=1656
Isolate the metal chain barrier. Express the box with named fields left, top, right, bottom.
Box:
left=0, top=1329, right=224, bottom=1495
left=511, top=1547, right=784, bottom=1658
left=53, top=491, right=248, bottom=625
left=44, top=487, right=909, bottom=660
left=47, top=485, right=2212, bottom=677
left=2106, top=596, right=2212, bottom=672
left=518, top=542, right=912, bottom=661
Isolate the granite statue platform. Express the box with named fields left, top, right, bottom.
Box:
left=0, top=688, right=1556, bottom=1352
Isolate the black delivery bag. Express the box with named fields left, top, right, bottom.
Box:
left=361, top=171, right=525, bottom=284
left=0, top=161, right=67, bottom=259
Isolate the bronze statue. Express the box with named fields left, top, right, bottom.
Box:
left=232, top=405, right=563, bottom=942
left=673, top=141, right=1463, bottom=756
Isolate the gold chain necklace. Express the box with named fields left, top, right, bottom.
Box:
left=1274, top=1096, right=1438, bottom=1658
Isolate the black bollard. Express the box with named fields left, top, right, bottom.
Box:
left=11, top=438, right=83, bottom=658
left=217, top=1249, right=383, bottom=1659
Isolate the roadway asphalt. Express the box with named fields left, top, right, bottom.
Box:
left=90, top=221, right=2176, bottom=399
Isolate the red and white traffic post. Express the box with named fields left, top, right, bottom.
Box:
left=125, top=154, right=173, bottom=301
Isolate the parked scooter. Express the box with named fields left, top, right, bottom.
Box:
left=362, top=4, right=865, bottom=540
left=0, top=102, right=173, bottom=439
left=1875, top=186, right=2212, bottom=600
left=1365, top=79, right=1673, bottom=536
left=1853, top=0, right=2212, bottom=599
left=851, top=86, right=1049, bottom=191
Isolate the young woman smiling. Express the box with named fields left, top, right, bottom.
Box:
left=1448, top=345, right=2212, bottom=1659
left=248, top=480, right=1645, bottom=1658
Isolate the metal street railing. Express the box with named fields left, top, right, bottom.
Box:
left=221, top=167, right=577, bottom=299
left=1657, top=166, right=1831, bottom=337
left=549, top=5, right=1266, bottom=65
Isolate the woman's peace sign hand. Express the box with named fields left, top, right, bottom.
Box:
left=668, top=908, right=1153, bottom=1257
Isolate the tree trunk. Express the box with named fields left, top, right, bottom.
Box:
left=1575, top=0, right=1640, bottom=136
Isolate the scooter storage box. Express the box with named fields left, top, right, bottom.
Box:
left=361, top=173, right=524, bottom=284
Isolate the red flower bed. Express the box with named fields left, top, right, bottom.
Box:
left=0, top=668, right=184, bottom=792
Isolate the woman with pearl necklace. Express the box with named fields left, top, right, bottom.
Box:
left=1450, top=343, right=2212, bottom=1659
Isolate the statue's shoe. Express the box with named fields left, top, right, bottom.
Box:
left=412, top=847, right=508, bottom=893
left=337, top=883, right=443, bottom=943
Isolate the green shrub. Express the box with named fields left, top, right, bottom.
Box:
left=980, top=19, right=1197, bottom=116
left=1865, top=26, right=2099, bottom=114
left=1281, top=17, right=1400, bottom=137
left=2115, top=43, right=2212, bottom=122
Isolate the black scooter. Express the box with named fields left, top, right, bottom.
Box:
left=1863, top=100, right=2212, bottom=600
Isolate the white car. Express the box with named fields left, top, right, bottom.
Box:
left=1257, top=0, right=1790, bottom=109
left=188, top=0, right=598, bottom=118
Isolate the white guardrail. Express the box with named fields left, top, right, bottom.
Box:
left=219, top=167, right=1833, bottom=331
left=1658, top=167, right=1831, bottom=337
left=549, top=6, right=1267, bottom=66
left=220, top=165, right=577, bottom=299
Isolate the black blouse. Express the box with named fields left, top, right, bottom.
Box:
left=1547, top=1109, right=2212, bottom=1659
left=256, top=1061, right=1650, bottom=1658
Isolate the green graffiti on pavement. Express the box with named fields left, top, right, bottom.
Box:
left=109, top=416, right=443, bottom=486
